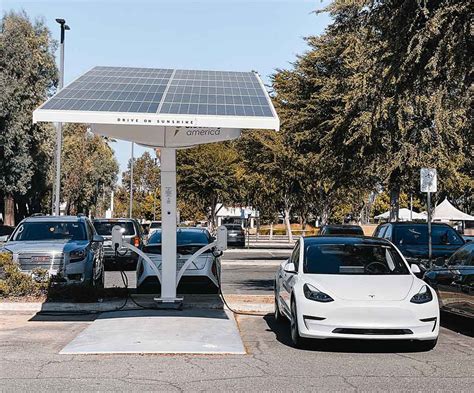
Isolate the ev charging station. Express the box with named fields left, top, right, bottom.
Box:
left=33, top=66, right=279, bottom=306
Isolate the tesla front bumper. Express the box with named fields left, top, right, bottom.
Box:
left=297, top=299, right=439, bottom=341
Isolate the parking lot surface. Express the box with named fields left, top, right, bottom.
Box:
left=0, top=311, right=473, bottom=391
left=1, top=246, right=473, bottom=391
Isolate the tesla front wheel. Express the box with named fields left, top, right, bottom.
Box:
left=290, top=299, right=304, bottom=348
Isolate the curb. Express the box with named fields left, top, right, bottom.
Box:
left=0, top=297, right=274, bottom=314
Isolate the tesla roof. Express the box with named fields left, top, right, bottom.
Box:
left=33, top=66, right=279, bottom=130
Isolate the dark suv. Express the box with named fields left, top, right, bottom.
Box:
left=93, top=218, right=146, bottom=270
left=373, top=222, right=465, bottom=270
left=319, top=224, right=364, bottom=236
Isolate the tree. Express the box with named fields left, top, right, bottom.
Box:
left=0, top=11, right=57, bottom=225
left=177, top=143, right=242, bottom=229
left=118, top=151, right=160, bottom=220
left=61, top=124, right=119, bottom=216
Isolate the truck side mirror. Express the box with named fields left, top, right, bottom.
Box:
left=216, top=225, right=228, bottom=251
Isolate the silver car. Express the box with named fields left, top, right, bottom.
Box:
left=2, top=215, right=105, bottom=287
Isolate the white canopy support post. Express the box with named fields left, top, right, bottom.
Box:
left=158, top=147, right=180, bottom=303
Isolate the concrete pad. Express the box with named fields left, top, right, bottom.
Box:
left=60, top=309, right=245, bottom=355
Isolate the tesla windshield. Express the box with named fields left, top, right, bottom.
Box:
left=304, top=243, right=409, bottom=275
left=11, top=221, right=87, bottom=241
left=149, top=230, right=210, bottom=245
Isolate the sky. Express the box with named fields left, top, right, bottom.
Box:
left=3, top=0, right=333, bottom=181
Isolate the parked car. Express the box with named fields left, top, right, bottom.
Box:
left=93, top=218, right=146, bottom=270
left=373, top=222, right=464, bottom=271
left=319, top=224, right=364, bottom=236
left=224, top=223, right=245, bottom=247
left=148, top=221, right=162, bottom=238
left=2, top=215, right=104, bottom=287
left=424, top=242, right=474, bottom=320
left=137, top=227, right=221, bottom=294
left=0, top=225, right=14, bottom=245
left=275, top=236, right=439, bottom=350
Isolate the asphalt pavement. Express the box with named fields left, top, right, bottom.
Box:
left=0, top=311, right=472, bottom=391
left=1, top=246, right=473, bottom=391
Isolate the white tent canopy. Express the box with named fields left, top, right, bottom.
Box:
left=375, top=208, right=427, bottom=221
left=432, top=198, right=474, bottom=222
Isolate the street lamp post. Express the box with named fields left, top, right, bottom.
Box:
left=53, top=18, right=70, bottom=216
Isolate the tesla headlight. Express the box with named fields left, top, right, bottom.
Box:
left=303, top=283, right=334, bottom=303
left=69, top=248, right=87, bottom=262
left=410, top=285, right=433, bottom=304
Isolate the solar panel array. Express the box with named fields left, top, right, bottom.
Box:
left=40, top=66, right=274, bottom=117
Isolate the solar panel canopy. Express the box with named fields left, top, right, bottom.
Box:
left=33, top=66, right=279, bottom=131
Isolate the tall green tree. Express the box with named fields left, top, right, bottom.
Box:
left=61, top=124, right=119, bottom=216
left=0, top=11, right=57, bottom=225
left=177, top=143, right=243, bottom=229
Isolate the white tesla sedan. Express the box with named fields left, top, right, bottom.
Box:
left=275, top=236, right=439, bottom=350
left=136, top=228, right=221, bottom=294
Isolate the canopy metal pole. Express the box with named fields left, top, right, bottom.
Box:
left=129, top=142, right=134, bottom=218
left=157, top=147, right=179, bottom=302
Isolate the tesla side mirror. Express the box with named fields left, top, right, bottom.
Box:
left=434, top=257, right=445, bottom=267
left=92, top=234, right=104, bottom=243
left=410, top=264, right=421, bottom=274
left=284, top=262, right=296, bottom=274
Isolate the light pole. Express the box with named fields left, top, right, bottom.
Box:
left=53, top=18, right=70, bottom=215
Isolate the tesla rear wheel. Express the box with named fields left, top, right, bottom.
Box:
left=290, top=299, right=304, bottom=348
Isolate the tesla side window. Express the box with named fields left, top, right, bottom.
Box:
left=303, top=243, right=410, bottom=275
left=291, top=244, right=300, bottom=272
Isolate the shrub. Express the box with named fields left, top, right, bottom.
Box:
left=0, top=253, right=49, bottom=298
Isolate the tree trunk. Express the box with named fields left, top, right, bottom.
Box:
left=389, top=187, right=400, bottom=222
left=284, top=208, right=293, bottom=243
left=4, top=194, right=15, bottom=226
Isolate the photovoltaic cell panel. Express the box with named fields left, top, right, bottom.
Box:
left=39, top=66, right=275, bottom=118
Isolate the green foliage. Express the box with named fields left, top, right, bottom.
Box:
left=115, top=151, right=160, bottom=219
left=177, top=143, right=243, bottom=227
left=61, top=124, right=119, bottom=216
left=0, top=253, right=49, bottom=297
left=0, top=11, right=58, bottom=224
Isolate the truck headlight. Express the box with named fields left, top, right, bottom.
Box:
left=303, top=283, right=334, bottom=303
left=410, top=285, right=433, bottom=304
left=69, top=248, right=87, bottom=262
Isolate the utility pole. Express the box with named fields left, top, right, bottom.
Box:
left=53, top=19, right=70, bottom=216
left=129, top=142, right=134, bottom=218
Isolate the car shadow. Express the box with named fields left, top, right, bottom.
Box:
left=263, top=314, right=436, bottom=353
left=237, top=279, right=274, bottom=291
left=440, top=311, right=473, bottom=337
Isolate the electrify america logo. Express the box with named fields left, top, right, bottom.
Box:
left=174, top=128, right=221, bottom=137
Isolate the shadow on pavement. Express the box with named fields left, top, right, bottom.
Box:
left=440, top=311, right=473, bottom=337
left=238, top=279, right=274, bottom=291
left=264, top=314, right=439, bottom=353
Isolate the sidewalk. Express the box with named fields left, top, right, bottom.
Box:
left=0, top=294, right=274, bottom=314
